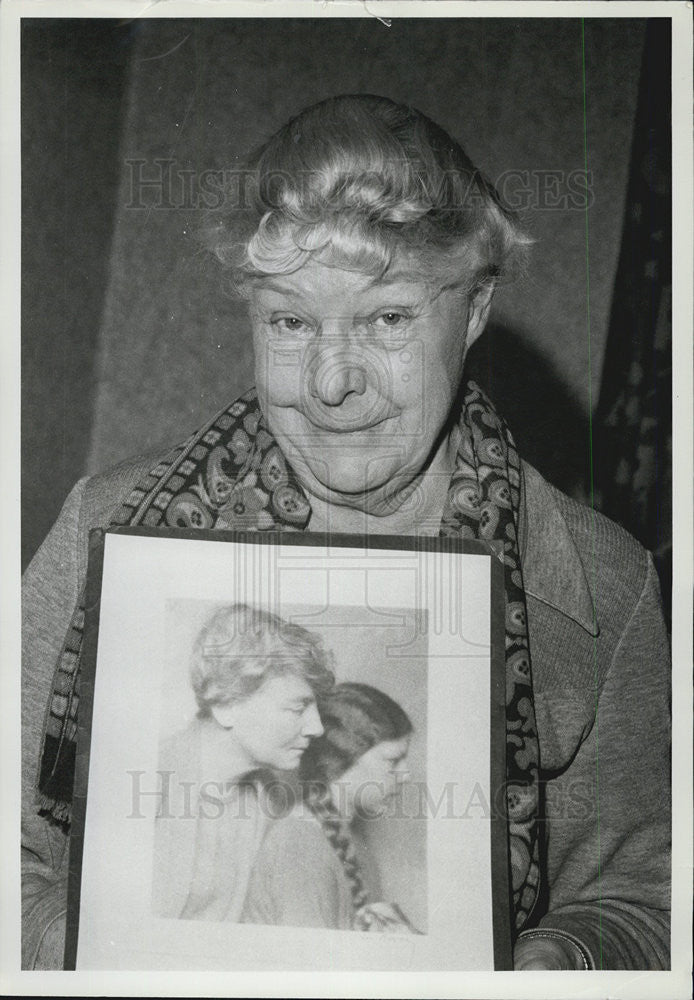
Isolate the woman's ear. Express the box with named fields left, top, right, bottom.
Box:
left=210, top=703, right=236, bottom=729
left=465, top=279, right=496, bottom=348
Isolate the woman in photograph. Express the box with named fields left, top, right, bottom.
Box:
left=151, top=603, right=334, bottom=921
left=22, top=94, right=670, bottom=969
left=243, top=683, right=420, bottom=934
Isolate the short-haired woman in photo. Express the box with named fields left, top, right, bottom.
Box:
left=152, top=603, right=334, bottom=921
left=22, top=94, right=670, bottom=968
left=243, top=682, right=420, bottom=933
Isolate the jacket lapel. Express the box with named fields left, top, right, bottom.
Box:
left=519, top=463, right=599, bottom=637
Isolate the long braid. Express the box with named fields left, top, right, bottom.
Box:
left=298, top=683, right=413, bottom=925
left=304, top=781, right=368, bottom=913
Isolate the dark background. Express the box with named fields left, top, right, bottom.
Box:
left=21, top=17, right=671, bottom=606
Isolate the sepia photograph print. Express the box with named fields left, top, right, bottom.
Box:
left=65, top=530, right=507, bottom=970
left=152, top=598, right=428, bottom=936
left=6, top=1, right=692, bottom=997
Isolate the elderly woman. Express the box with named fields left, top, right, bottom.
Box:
left=152, top=603, right=333, bottom=921
left=21, top=94, right=670, bottom=970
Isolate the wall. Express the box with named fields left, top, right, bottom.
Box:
left=21, top=17, right=646, bottom=566
left=21, top=20, right=131, bottom=567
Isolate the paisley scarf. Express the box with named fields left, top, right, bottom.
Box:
left=36, top=382, right=540, bottom=931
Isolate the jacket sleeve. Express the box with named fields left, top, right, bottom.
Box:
left=524, top=554, right=671, bottom=969
left=21, top=479, right=89, bottom=969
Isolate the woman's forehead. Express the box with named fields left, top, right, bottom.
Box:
left=363, top=736, right=410, bottom=760
left=257, top=672, right=316, bottom=701
left=248, top=259, right=434, bottom=305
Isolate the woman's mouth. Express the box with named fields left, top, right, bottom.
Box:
left=299, top=408, right=398, bottom=435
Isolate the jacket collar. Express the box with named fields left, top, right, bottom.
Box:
left=518, top=462, right=599, bottom=636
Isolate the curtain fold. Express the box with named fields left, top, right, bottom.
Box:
left=594, top=18, right=672, bottom=625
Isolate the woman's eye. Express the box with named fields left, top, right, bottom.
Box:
left=271, top=316, right=312, bottom=336
left=371, top=311, right=409, bottom=329
left=368, top=312, right=413, bottom=342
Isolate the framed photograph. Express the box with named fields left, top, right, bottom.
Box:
left=64, top=528, right=509, bottom=971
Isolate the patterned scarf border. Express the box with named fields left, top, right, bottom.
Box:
left=440, top=383, right=540, bottom=929
left=36, top=382, right=540, bottom=930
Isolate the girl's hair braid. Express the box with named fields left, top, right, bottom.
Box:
left=304, top=780, right=368, bottom=912
left=298, top=683, right=413, bottom=918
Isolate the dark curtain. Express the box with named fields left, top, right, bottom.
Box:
left=594, top=19, right=672, bottom=625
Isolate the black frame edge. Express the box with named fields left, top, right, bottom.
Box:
left=63, top=528, right=106, bottom=970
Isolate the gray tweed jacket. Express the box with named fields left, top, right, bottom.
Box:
left=21, top=455, right=671, bottom=969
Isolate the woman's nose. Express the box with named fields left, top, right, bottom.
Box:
left=395, top=763, right=410, bottom=784
left=302, top=703, right=324, bottom=738
left=310, top=354, right=368, bottom=407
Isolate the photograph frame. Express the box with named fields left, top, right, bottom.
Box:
left=64, top=527, right=511, bottom=972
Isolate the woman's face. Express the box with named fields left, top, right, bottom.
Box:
left=249, top=260, right=482, bottom=511
left=335, top=736, right=411, bottom=818
left=211, top=673, right=324, bottom=771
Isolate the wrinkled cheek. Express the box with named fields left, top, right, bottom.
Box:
left=254, top=338, right=306, bottom=408
left=387, top=343, right=424, bottom=406
left=429, top=349, right=464, bottom=401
